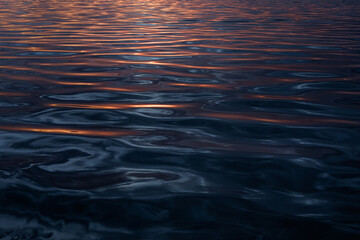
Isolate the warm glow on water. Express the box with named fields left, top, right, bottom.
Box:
left=47, top=102, right=191, bottom=110
left=0, top=125, right=139, bottom=137
left=0, top=0, right=360, bottom=239
left=198, top=112, right=360, bottom=126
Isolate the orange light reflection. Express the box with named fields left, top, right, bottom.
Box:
left=199, top=112, right=359, bottom=126
left=0, top=125, right=139, bottom=137
left=165, top=82, right=232, bottom=90
left=47, top=102, right=190, bottom=110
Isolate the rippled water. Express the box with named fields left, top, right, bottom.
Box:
left=0, top=0, right=360, bottom=239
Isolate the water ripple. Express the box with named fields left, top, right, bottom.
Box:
left=1, top=0, right=360, bottom=239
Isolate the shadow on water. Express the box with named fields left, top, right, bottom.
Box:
left=0, top=0, right=360, bottom=239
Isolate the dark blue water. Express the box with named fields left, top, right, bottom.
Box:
left=0, top=0, right=360, bottom=239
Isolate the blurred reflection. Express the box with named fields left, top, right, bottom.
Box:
left=0, top=125, right=139, bottom=137
left=0, top=0, right=360, bottom=239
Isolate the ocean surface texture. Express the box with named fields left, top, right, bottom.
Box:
left=0, top=0, right=359, bottom=239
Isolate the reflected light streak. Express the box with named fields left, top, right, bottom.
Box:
left=0, top=92, right=28, bottom=96
left=165, top=82, right=232, bottom=90
left=0, top=125, right=139, bottom=137
left=243, top=94, right=306, bottom=101
left=53, top=81, right=100, bottom=86
left=47, top=103, right=191, bottom=110
left=199, top=112, right=360, bottom=126
left=97, top=85, right=175, bottom=92
left=0, top=72, right=102, bottom=86
left=29, top=59, right=234, bottom=70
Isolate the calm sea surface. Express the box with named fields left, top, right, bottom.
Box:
left=0, top=0, right=359, bottom=239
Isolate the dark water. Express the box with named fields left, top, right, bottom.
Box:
left=0, top=0, right=360, bottom=239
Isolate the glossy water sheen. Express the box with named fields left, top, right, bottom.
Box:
left=0, top=0, right=360, bottom=239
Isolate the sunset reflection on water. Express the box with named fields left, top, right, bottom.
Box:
left=0, top=0, right=360, bottom=239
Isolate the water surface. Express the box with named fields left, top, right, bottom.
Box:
left=0, top=0, right=360, bottom=239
